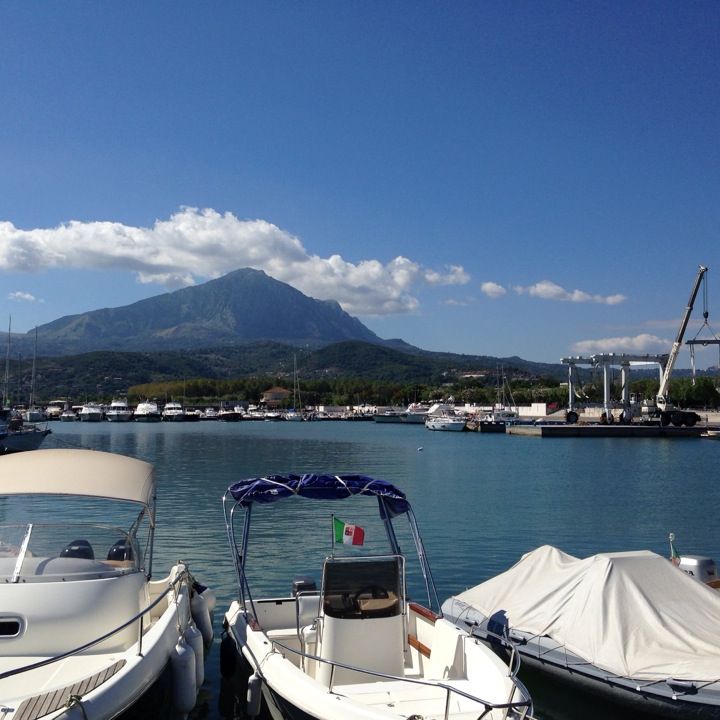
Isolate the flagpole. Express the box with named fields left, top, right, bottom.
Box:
left=330, top=513, right=335, bottom=558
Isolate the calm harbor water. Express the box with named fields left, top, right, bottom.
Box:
left=42, top=420, right=720, bottom=720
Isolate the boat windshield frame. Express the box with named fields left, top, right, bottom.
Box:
left=0, top=521, right=145, bottom=582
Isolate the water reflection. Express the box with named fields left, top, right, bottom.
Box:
left=41, top=421, right=720, bottom=720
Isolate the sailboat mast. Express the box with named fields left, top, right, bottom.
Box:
left=29, top=327, right=37, bottom=408
left=3, top=317, right=10, bottom=408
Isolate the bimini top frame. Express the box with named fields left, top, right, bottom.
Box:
left=223, top=473, right=440, bottom=614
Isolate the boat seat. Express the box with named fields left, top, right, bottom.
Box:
left=107, top=539, right=133, bottom=562
left=297, top=592, right=321, bottom=625
left=316, top=556, right=406, bottom=686
left=60, top=539, right=94, bottom=560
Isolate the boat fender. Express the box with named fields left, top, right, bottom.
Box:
left=184, top=622, right=205, bottom=689
left=246, top=673, right=262, bottom=717
left=219, top=633, right=237, bottom=678
left=171, top=637, right=197, bottom=717
left=191, top=590, right=214, bottom=647
left=193, top=581, right=217, bottom=616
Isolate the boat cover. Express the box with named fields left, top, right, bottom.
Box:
left=227, top=473, right=410, bottom=515
left=444, top=545, right=720, bottom=681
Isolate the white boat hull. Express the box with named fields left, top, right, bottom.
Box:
left=1, top=564, right=204, bottom=720
left=225, top=597, right=530, bottom=720
left=0, top=451, right=214, bottom=720
left=425, top=417, right=467, bottom=431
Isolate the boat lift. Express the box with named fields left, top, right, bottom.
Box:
left=561, top=353, right=669, bottom=422
left=562, top=266, right=720, bottom=424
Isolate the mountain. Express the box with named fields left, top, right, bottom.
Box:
left=23, top=269, right=386, bottom=355
left=2, top=268, right=571, bottom=395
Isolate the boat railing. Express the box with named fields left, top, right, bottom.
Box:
left=468, top=626, right=524, bottom=679
left=266, top=635, right=533, bottom=720
left=0, top=565, right=191, bottom=681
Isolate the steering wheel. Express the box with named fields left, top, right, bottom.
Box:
left=353, top=584, right=389, bottom=601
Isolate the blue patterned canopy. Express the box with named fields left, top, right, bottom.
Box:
left=227, top=473, right=410, bottom=516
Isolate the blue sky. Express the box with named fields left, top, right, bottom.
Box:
left=0, top=1, right=718, bottom=368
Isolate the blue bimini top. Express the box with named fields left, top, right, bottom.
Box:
left=227, top=473, right=410, bottom=516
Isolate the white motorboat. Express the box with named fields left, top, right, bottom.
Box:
left=44, top=401, right=67, bottom=421
left=21, top=407, right=45, bottom=423
left=425, top=415, right=467, bottom=432
left=443, top=545, right=720, bottom=720
left=0, top=448, right=215, bottom=719
left=161, top=401, right=186, bottom=422
left=134, top=400, right=162, bottom=423
left=221, top=473, right=533, bottom=720
left=78, top=403, right=104, bottom=422
left=105, top=398, right=134, bottom=422
left=373, top=409, right=405, bottom=423
left=60, top=409, right=78, bottom=422
left=403, top=403, right=430, bottom=424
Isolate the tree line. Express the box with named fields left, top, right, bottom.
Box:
left=126, top=374, right=720, bottom=410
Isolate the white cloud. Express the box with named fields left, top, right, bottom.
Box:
left=571, top=333, right=670, bottom=354
left=514, top=280, right=625, bottom=305
left=480, top=281, right=507, bottom=299
left=0, top=208, right=470, bottom=316
left=8, top=291, right=40, bottom=303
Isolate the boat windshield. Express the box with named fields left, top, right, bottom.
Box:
left=0, top=522, right=142, bottom=582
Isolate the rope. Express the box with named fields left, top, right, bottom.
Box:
left=65, top=695, right=90, bottom=720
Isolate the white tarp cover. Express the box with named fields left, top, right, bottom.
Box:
left=446, top=545, right=720, bottom=681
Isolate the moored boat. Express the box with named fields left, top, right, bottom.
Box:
left=403, top=403, right=430, bottom=424
left=21, top=407, right=45, bottom=423
left=221, top=473, right=533, bottom=720
left=373, top=409, right=405, bottom=423
left=78, top=403, right=104, bottom=422
left=162, top=401, right=186, bottom=422
left=0, top=410, right=51, bottom=453
left=106, top=398, right=134, bottom=422
left=442, top=545, right=720, bottom=719
left=0, top=449, right=215, bottom=720
left=425, top=415, right=467, bottom=432
left=218, top=408, right=241, bottom=421
left=134, top=400, right=162, bottom=423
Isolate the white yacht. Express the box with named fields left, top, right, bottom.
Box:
left=78, top=403, right=104, bottom=422
left=161, top=401, right=186, bottom=422
left=134, top=400, right=162, bottom=423
left=106, top=398, right=134, bottom=422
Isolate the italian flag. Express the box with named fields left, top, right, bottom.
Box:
left=334, top=517, right=365, bottom=546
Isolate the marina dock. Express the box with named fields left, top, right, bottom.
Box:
left=507, top=423, right=706, bottom=438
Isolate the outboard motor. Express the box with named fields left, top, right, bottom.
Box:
left=292, top=575, right=316, bottom=596
left=679, top=555, right=719, bottom=586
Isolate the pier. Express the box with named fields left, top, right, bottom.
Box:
left=507, top=423, right=705, bottom=438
